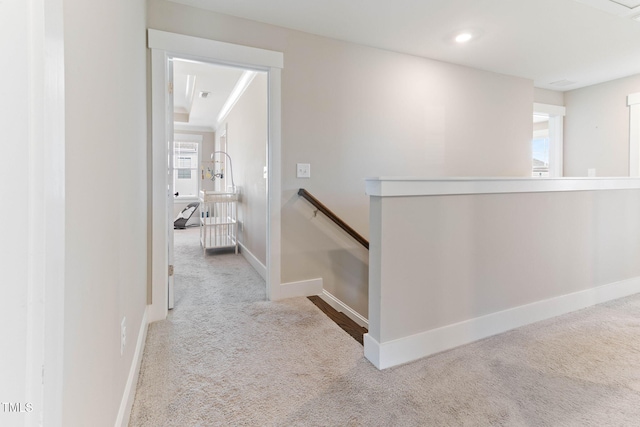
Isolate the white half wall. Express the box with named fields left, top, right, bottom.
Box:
left=367, top=178, right=640, bottom=369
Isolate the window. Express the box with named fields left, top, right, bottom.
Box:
left=177, top=156, right=192, bottom=179
left=173, top=139, right=200, bottom=198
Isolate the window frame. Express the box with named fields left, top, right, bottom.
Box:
left=173, top=133, right=203, bottom=201
left=533, top=103, right=566, bottom=178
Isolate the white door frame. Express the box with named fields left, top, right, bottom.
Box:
left=628, top=93, right=640, bottom=176
left=8, top=0, right=66, bottom=425
left=166, top=60, right=175, bottom=310
left=147, top=30, right=283, bottom=322
left=533, top=103, right=566, bottom=177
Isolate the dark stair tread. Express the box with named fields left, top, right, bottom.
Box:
left=308, top=295, right=367, bottom=345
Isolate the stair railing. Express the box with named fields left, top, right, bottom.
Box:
left=297, top=188, right=369, bottom=250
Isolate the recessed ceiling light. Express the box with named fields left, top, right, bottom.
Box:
left=455, top=32, right=473, bottom=43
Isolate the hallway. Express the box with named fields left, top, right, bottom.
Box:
left=128, top=227, right=365, bottom=426
left=129, top=228, right=640, bottom=426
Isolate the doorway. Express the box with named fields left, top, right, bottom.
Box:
left=148, top=30, right=284, bottom=322
left=532, top=103, right=566, bottom=178
left=170, top=58, right=270, bottom=308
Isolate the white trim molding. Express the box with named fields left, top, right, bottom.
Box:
left=216, top=70, right=257, bottom=127
left=533, top=102, right=566, bottom=117
left=20, top=0, right=66, bottom=425
left=365, top=276, right=640, bottom=370
left=115, top=309, right=149, bottom=427
left=365, top=176, right=640, bottom=197
left=627, top=93, right=640, bottom=106
left=148, top=30, right=283, bottom=316
left=174, top=123, right=215, bottom=133
left=628, top=92, right=640, bottom=176
left=534, top=103, right=565, bottom=178
left=239, top=243, right=267, bottom=281
left=148, top=47, right=170, bottom=322
left=318, top=290, right=368, bottom=328
left=278, top=278, right=324, bottom=300
left=174, top=133, right=203, bottom=143
left=148, top=29, right=284, bottom=69
left=266, top=68, right=283, bottom=301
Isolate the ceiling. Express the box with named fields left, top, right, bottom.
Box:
left=168, top=0, right=640, bottom=91
left=173, top=59, right=245, bottom=131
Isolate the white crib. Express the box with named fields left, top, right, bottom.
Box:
left=199, top=190, right=239, bottom=254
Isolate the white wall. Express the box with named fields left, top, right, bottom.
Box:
left=564, top=74, right=640, bottom=177
left=1, top=0, right=31, bottom=424
left=148, top=0, right=534, bottom=318
left=63, top=0, right=147, bottom=426
left=534, top=87, right=565, bottom=106
left=223, top=73, right=268, bottom=264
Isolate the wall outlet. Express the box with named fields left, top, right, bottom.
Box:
left=297, top=163, right=310, bottom=178
left=120, top=317, right=127, bottom=356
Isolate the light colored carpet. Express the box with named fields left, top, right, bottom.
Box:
left=129, top=227, right=640, bottom=426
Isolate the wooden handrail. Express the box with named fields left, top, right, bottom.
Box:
left=298, top=188, right=369, bottom=250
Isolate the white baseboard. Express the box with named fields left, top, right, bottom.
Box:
left=115, top=307, right=148, bottom=427
left=278, top=278, right=323, bottom=299
left=365, top=276, right=640, bottom=370
left=363, top=334, right=381, bottom=368
left=239, top=242, right=267, bottom=281
left=318, top=289, right=368, bottom=328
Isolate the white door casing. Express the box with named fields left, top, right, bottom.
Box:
left=3, top=0, right=66, bottom=425
left=148, top=30, right=284, bottom=322
left=628, top=93, right=640, bottom=176
left=533, top=102, right=566, bottom=177
left=167, top=61, right=175, bottom=310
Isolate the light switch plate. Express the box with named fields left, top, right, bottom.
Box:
left=297, top=163, right=311, bottom=178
